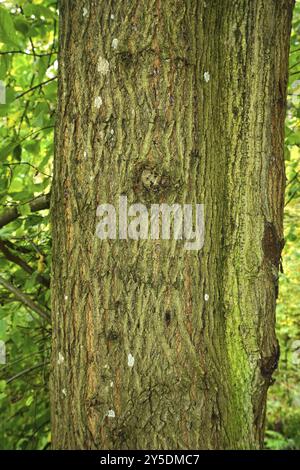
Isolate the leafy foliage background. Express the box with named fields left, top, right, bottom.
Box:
left=0, top=0, right=299, bottom=450
left=0, top=0, right=55, bottom=449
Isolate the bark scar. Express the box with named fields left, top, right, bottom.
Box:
left=260, top=340, right=280, bottom=381
left=262, top=221, right=284, bottom=267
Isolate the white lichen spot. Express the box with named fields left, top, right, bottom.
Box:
left=128, top=353, right=135, bottom=368
left=94, top=96, right=103, bottom=109
left=110, top=14, right=115, bottom=20
left=89, top=175, right=94, bottom=181
left=97, top=56, right=110, bottom=75
left=110, top=129, right=114, bottom=135
left=83, top=151, right=87, bottom=159
left=104, top=364, right=109, bottom=369
left=204, top=71, right=210, bottom=83
left=112, top=38, right=118, bottom=50
left=57, top=352, right=65, bottom=365
left=110, top=381, right=114, bottom=387
left=107, top=409, right=115, bottom=418
left=64, top=295, right=68, bottom=300
left=62, top=388, right=67, bottom=397
left=204, top=294, right=209, bottom=302
left=82, top=7, right=88, bottom=17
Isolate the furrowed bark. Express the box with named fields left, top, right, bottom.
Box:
left=51, top=0, right=294, bottom=449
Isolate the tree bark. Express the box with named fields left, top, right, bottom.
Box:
left=51, top=0, right=294, bottom=449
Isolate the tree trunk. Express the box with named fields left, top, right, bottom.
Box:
left=51, top=0, right=294, bottom=449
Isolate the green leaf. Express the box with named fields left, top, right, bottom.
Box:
left=19, top=203, right=31, bottom=216
left=14, top=18, right=30, bottom=37
left=13, top=144, right=22, bottom=161
left=37, top=56, right=49, bottom=82
left=24, top=140, right=40, bottom=155
left=0, top=55, right=10, bottom=79
left=0, top=318, right=7, bottom=337
left=23, top=4, right=55, bottom=20
left=0, top=142, right=17, bottom=160
left=0, top=6, right=19, bottom=48
left=0, top=380, right=6, bottom=392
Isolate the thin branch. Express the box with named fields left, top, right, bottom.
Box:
left=0, top=240, right=50, bottom=288
left=285, top=189, right=299, bottom=207
left=6, top=362, right=47, bottom=384
left=3, top=161, right=52, bottom=178
left=0, top=348, right=50, bottom=371
left=25, top=237, right=47, bottom=258
left=289, top=61, right=300, bottom=70
left=0, top=276, right=50, bottom=322
left=29, top=37, right=36, bottom=61
left=286, top=171, right=299, bottom=187
left=16, top=77, right=57, bottom=100
left=47, top=17, right=57, bottom=69
left=0, top=50, right=57, bottom=57
left=290, top=47, right=300, bottom=55
left=0, top=126, right=54, bottom=156
left=18, top=73, right=35, bottom=134
left=0, top=193, right=50, bottom=229
left=2, top=239, right=31, bottom=254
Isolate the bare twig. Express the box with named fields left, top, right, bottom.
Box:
left=3, top=161, right=52, bottom=178
left=0, top=193, right=50, bottom=229
left=18, top=73, right=36, bottom=134
left=290, top=47, right=300, bottom=55
left=0, top=50, right=57, bottom=57
left=0, top=276, right=50, bottom=322
left=0, top=240, right=50, bottom=288
left=6, top=362, right=48, bottom=384
left=1, top=240, right=31, bottom=254
left=16, top=77, right=57, bottom=100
